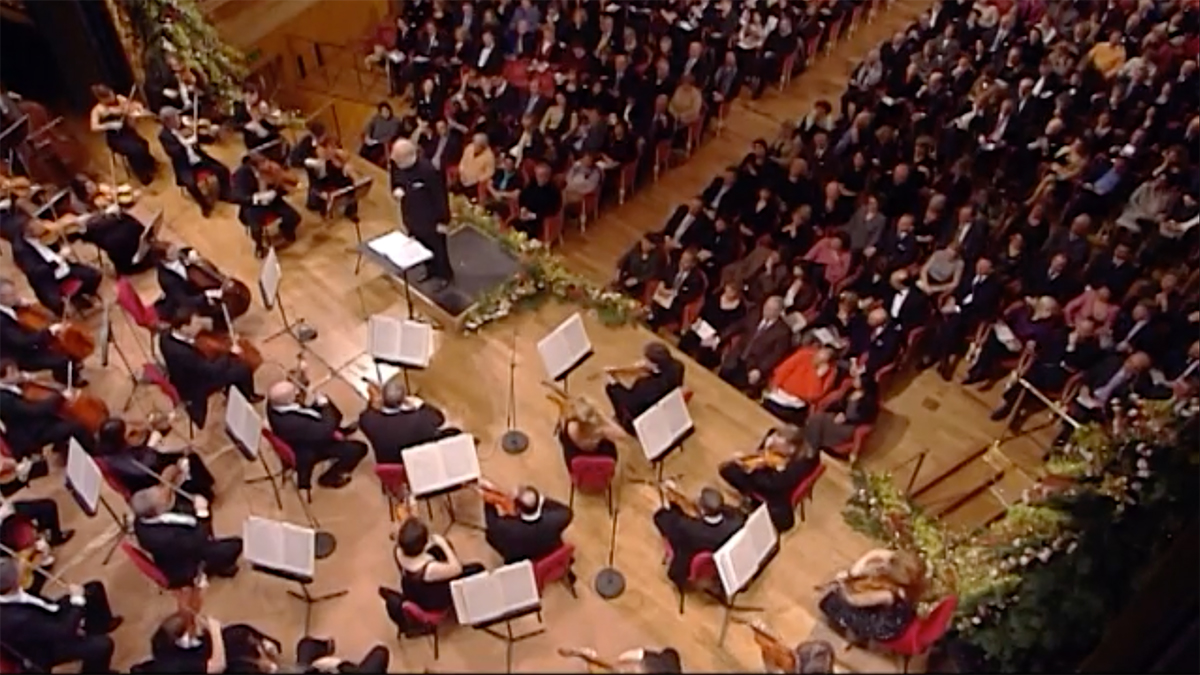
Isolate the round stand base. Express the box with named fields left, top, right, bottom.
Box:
left=314, top=531, right=337, bottom=560
left=501, top=430, right=529, bottom=454
left=594, top=567, right=625, bottom=599
left=296, top=323, right=319, bottom=343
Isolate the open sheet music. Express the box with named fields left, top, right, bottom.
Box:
left=633, top=388, right=694, bottom=461
left=402, top=434, right=480, bottom=496
left=536, top=312, right=593, bottom=381
left=715, top=505, right=778, bottom=597
left=450, top=560, right=540, bottom=626
left=367, top=231, right=433, bottom=271
left=65, top=438, right=101, bottom=516
left=225, top=387, right=263, bottom=460
left=368, top=315, right=434, bottom=369
left=258, top=247, right=282, bottom=309
left=243, top=516, right=317, bottom=580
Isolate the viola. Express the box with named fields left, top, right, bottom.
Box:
left=477, top=483, right=517, bottom=516
left=186, top=256, right=251, bottom=320
left=733, top=618, right=797, bottom=673
left=20, top=380, right=109, bottom=435
left=194, top=330, right=264, bottom=372
left=258, top=158, right=300, bottom=191
left=662, top=483, right=700, bottom=518
left=15, top=303, right=95, bottom=361
left=124, top=410, right=174, bottom=446
left=0, top=515, right=51, bottom=591
left=737, top=449, right=790, bottom=471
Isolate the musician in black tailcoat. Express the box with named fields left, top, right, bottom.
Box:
left=232, top=154, right=301, bottom=258
left=358, top=375, right=460, bottom=465
left=482, top=483, right=574, bottom=565
left=0, top=558, right=121, bottom=674
left=389, top=139, right=454, bottom=288
left=10, top=221, right=103, bottom=317
left=265, top=380, right=368, bottom=490
left=158, top=308, right=261, bottom=429
left=603, top=341, right=686, bottom=433
left=0, top=360, right=94, bottom=459
left=130, top=481, right=242, bottom=588
left=653, top=486, right=743, bottom=588
left=154, top=244, right=227, bottom=330
left=157, top=107, right=232, bottom=217
left=0, top=279, right=78, bottom=385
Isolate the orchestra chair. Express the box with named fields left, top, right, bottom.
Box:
left=252, top=212, right=282, bottom=253
left=662, top=541, right=721, bottom=614
left=874, top=596, right=959, bottom=673
left=120, top=540, right=172, bottom=592
left=566, top=455, right=616, bottom=515
left=400, top=601, right=453, bottom=659
left=58, top=278, right=83, bottom=320
left=115, top=276, right=163, bottom=368
left=257, top=428, right=303, bottom=512
left=533, top=543, right=578, bottom=598
left=140, top=363, right=196, bottom=439
left=789, top=464, right=825, bottom=523
left=373, top=464, right=410, bottom=522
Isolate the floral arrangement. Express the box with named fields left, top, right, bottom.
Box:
left=451, top=196, right=644, bottom=332
left=120, top=0, right=248, bottom=109
left=842, top=395, right=1199, bottom=672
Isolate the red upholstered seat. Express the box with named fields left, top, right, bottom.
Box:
left=121, top=540, right=170, bottom=590
left=533, top=543, right=577, bottom=597
left=401, top=601, right=453, bottom=659
left=876, top=596, right=959, bottom=672
left=567, top=455, right=616, bottom=513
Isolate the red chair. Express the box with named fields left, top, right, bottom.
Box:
left=58, top=278, right=83, bottom=318
left=825, top=16, right=845, bottom=54
left=374, top=464, right=409, bottom=521
left=578, top=190, right=601, bottom=232
left=828, top=424, right=873, bottom=462
left=120, top=540, right=170, bottom=591
left=777, top=51, right=799, bottom=91
left=567, top=455, right=616, bottom=514
left=679, top=550, right=719, bottom=614
left=683, top=112, right=706, bottom=156
left=876, top=596, right=959, bottom=672
left=617, top=160, right=638, bottom=204
left=261, top=428, right=304, bottom=500
left=95, top=457, right=133, bottom=503
left=789, top=464, right=825, bottom=522
left=115, top=277, right=159, bottom=330
left=533, top=543, right=577, bottom=597
left=401, top=601, right=452, bottom=659
left=444, top=164, right=460, bottom=187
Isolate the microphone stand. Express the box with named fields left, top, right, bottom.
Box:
left=500, top=322, right=529, bottom=454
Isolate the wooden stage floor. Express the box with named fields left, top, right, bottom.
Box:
left=0, top=1, right=1052, bottom=670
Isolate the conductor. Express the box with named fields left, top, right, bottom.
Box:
left=389, top=138, right=454, bottom=289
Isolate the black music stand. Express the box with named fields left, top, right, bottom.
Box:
left=649, top=429, right=693, bottom=484
left=714, top=545, right=777, bottom=645
left=594, top=504, right=625, bottom=600
left=413, top=482, right=483, bottom=535
left=476, top=605, right=545, bottom=674
left=252, top=565, right=347, bottom=635
left=355, top=234, right=429, bottom=324
left=66, top=441, right=130, bottom=565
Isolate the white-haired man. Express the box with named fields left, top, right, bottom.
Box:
left=389, top=138, right=454, bottom=289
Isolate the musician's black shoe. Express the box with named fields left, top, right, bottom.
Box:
left=338, top=422, right=359, bottom=436
left=48, top=529, right=75, bottom=547
left=247, top=393, right=266, bottom=404
left=318, top=473, right=352, bottom=489
left=989, top=402, right=1013, bottom=421
left=100, top=616, right=125, bottom=635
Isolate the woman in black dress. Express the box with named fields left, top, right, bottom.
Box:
left=678, top=281, right=749, bottom=368
left=89, top=85, right=157, bottom=185
left=555, top=394, right=622, bottom=469
left=94, top=417, right=216, bottom=503
left=379, top=518, right=485, bottom=637
left=817, top=549, right=923, bottom=646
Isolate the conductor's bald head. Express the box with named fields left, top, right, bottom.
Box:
left=268, top=381, right=298, bottom=406
left=390, top=138, right=418, bottom=169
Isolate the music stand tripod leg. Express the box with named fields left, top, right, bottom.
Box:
left=97, top=496, right=128, bottom=565
left=245, top=452, right=285, bottom=510
left=716, top=591, right=764, bottom=646
left=287, top=582, right=350, bottom=636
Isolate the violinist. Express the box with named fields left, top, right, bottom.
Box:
left=158, top=107, right=232, bottom=217
left=154, top=244, right=229, bottom=330
left=142, top=610, right=229, bottom=674
left=265, top=379, right=368, bottom=490
left=555, top=393, right=622, bottom=467
left=652, top=483, right=744, bottom=588
left=380, top=516, right=486, bottom=637
left=602, top=341, right=686, bottom=433
left=233, top=153, right=301, bottom=258
left=159, top=307, right=263, bottom=429
left=0, top=359, right=94, bottom=459
left=0, top=278, right=82, bottom=385
left=0, top=484, right=74, bottom=553
left=561, top=646, right=684, bottom=673
left=480, top=480, right=574, bottom=565
left=57, top=179, right=157, bottom=275
left=290, top=121, right=361, bottom=222
left=88, top=84, right=157, bottom=185
left=358, top=374, right=460, bottom=466
left=231, top=85, right=286, bottom=160
left=11, top=219, right=103, bottom=316
left=718, top=425, right=821, bottom=533
left=150, top=55, right=211, bottom=116
left=130, top=480, right=244, bottom=589
left=93, top=416, right=216, bottom=503
left=0, top=557, right=122, bottom=674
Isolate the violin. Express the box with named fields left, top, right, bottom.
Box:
left=19, top=379, right=109, bottom=435
left=662, top=482, right=700, bottom=518
left=557, top=648, right=616, bottom=673
left=477, top=482, right=517, bottom=516
left=14, top=302, right=94, bottom=360
left=185, top=254, right=252, bottom=320
left=124, top=410, right=175, bottom=446
left=316, top=136, right=351, bottom=170
left=257, top=158, right=300, bottom=191
left=364, top=378, right=385, bottom=410
left=733, top=618, right=796, bottom=673
left=737, top=449, right=790, bottom=471
left=0, top=533, right=58, bottom=592
left=587, top=362, right=651, bottom=381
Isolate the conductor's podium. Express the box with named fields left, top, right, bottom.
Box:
left=358, top=224, right=523, bottom=331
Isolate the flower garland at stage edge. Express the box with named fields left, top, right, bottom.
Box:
left=451, top=196, right=644, bottom=332
left=841, top=396, right=1199, bottom=672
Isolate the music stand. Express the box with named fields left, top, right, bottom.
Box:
left=65, top=439, right=128, bottom=565
left=228, top=387, right=281, bottom=504
left=325, top=177, right=373, bottom=253
left=537, top=312, right=593, bottom=395
left=501, top=322, right=528, bottom=455
left=594, top=500, right=625, bottom=600
left=244, top=516, right=347, bottom=635
left=359, top=230, right=432, bottom=320
left=260, top=247, right=318, bottom=345
left=713, top=505, right=778, bottom=645
left=402, top=434, right=482, bottom=534
left=451, top=561, right=545, bottom=674
left=633, top=389, right=695, bottom=483
left=368, top=314, right=433, bottom=394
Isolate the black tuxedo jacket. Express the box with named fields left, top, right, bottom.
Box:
left=154, top=260, right=208, bottom=320
left=884, top=287, right=931, bottom=336
left=0, top=386, right=60, bottom=456
left=0, top=590, right=88, bottom=667
left=134, top=509, right=210, bottom=587
left=656, top=261, right=705, bottom=308
left=850, top=323, right=901, bottom=376
left=0, top=310, right=52, bottom=362
left=951, top=273, right=1003, bottom=321
left=158, top=332, right=234, bottom=409
left=11, top=238, right=70, bottom=302
left=483, top=500, right=573, bottom=564
left=660, top=206, right=712, bottom=250
left=358, top=404, right=447, bottom=465
left=1023, top=263, right=1079, bottom=304
left=699, top=177, right=744, bottom=218
left=158, top=128, right=218, bottom=183
left=720, top=312, right=793, bottom=375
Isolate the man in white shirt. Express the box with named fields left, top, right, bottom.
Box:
left=10, top=221, right=103, bottom=316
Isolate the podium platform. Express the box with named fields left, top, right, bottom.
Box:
left=359, top=225, right=523, bottom=331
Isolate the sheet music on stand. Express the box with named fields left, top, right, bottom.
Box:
left=367, top=231, right=433, bottom=271
left=225, top=387, right=263, bottom=460
left=714, top=505, right=779, bottom=598
left=368, top=315, right=434, bottom=369
left=536, top=312, right=593, bottom=381
left=450, top=560, right=541, bottom=626
left=259, top=247, right=282, bottom=310
left=402, top=434, right=481, bottom=496
left=632, top=388, right=694, bottom=461
left=243, top=516, right=317, bottom=580
left=65, top=438, right=102, bottom=517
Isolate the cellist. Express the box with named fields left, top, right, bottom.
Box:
left=0, top=359, right=94, bottom=458
left=0, top=278, right=84, bottom=386
left=154, top=244, right=228, bottom=330
left=10, top=219, right=103, bottom=316
left=159, top=307, right=263, bottom=429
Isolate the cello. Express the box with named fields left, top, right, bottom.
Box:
left=16, top=98, right=88, bottom=187
left=15, top=303, right=95, bottom=361
left=185, top=254, right=252, bottom=320
left=19, top=378, right=110, bottom=435
left=194, top=303, right=263, bottom=372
